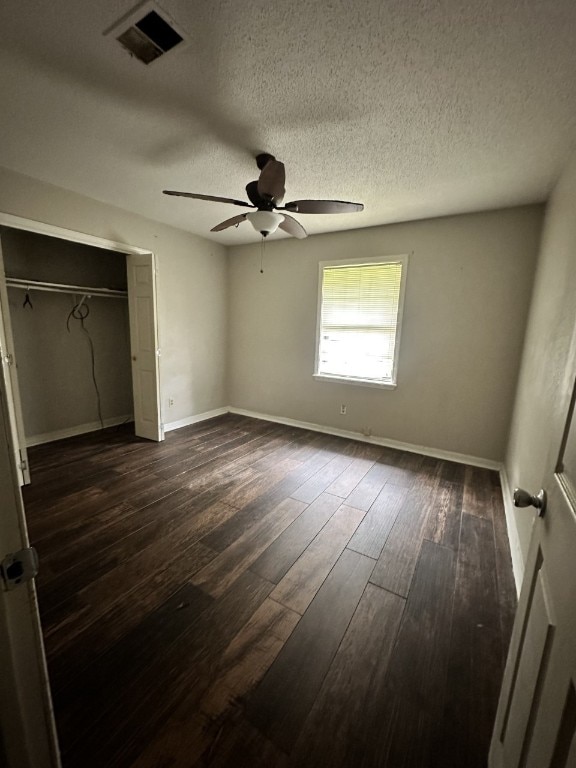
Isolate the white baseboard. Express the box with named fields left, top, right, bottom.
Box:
left=163, top=407, right=229, bottom=433
left=26, top=414, right=133, bottom=446
left=499, top=467, right=525, bottom=595
left=227, top=407, right=501, bottom=470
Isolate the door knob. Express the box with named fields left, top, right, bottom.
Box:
left=513, top=488, right=546, bottom=517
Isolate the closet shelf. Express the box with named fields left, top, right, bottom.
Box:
left=5, top=277, right=128, bottom=299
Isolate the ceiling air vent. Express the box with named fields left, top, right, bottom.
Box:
left=105, top=1, right=187, bottom=65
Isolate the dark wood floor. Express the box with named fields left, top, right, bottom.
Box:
left=23, top=414, right=517, bottom=768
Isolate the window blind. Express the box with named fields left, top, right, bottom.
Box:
left=318, top=261, right=403, bottom=382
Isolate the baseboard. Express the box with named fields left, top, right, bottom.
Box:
left=26, top=415, right=133, bottom=446
left=227, top=407, right=501, bottom=470
left=499, top=467, right=525, bottom=595
left=163, top=407, right=229, bottom=433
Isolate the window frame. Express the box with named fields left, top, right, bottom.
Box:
left=313, top=254, right=408, bottom=389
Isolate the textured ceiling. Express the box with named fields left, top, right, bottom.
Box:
left=0, top=0, right=575, bottom=244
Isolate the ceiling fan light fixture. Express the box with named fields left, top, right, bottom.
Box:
left=246, top=210, right=284, bottom=236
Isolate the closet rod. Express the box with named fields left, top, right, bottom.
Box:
left=5, top=277, right=128, bottom=299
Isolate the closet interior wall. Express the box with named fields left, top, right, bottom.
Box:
left=1, top=227, right=133, bottom=445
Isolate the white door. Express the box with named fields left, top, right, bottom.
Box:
left=127, top=253, right=163, bottom=442
left=0, top=235, right=30, bottom=485
left=490, top=346, right=576, bottom=764
left=0, top=373, right=60, bottom=766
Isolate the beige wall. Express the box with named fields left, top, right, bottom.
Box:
left=228, top=206, right=543, bottom=462
left=0, top=166, right=228, bottom=428
left=505, top=150, right=576, bottom=563
left=0, top=163, right=552, bottom=482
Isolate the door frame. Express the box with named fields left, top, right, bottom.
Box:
left=0, top=211, right=163, bottom=449
left=0, top=233, right=30, bottom=484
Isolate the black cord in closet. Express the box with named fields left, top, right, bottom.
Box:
left=66, top=301, right=104, bottom=430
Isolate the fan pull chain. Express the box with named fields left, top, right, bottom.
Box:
left=260, top=236, right=265, bottom=274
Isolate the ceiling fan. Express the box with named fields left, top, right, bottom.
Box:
left=163, top=153, right=364, bottom=239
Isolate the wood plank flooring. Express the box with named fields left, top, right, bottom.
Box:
left=22, top=414, right=517, bottom=768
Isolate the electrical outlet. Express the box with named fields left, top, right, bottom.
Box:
left=340, top=404, right=347, bottom=415
left=168, top=398, right=174, bottom=407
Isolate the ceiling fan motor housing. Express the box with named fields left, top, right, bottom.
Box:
left=245, top=180, right=274, bottom=209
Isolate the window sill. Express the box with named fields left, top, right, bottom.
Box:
left=313, top=373, right=397, bottom=390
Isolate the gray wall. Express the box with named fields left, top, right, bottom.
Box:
left=505, top=149, right=576, bottom=564
left=2, top=228, right=132, bottom=439
left=1, top=228, right=128, bottom=287
left=228, top=206, right=543, bottom=463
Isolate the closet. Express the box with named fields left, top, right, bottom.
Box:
left=0, top=226, right=134, bottom=481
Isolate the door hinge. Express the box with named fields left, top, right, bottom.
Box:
left=18, top=450, right=27, bottom=471
left=2, top=352, right=13, bottom=366
left=1, top=547, right=39, bottom=591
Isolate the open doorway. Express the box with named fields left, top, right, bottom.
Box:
left=2, top=228, right=133, bottom=443
left=0, top=213, right=163, bottom=487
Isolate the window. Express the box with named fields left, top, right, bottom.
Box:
left=314, top=256, right=407, bottom=387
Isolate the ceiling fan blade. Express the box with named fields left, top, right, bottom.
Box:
left=210, top=214, right=247, bottom=232
left=279, top=214, right=307, bottom=239
left=257, top=160, right=286, bottom=203
left=163, top=191, right=253, bottom=208
left=283, top=199, right=364, bottom=214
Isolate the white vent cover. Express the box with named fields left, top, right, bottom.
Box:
left=104, top=1, right=187, bottom=65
